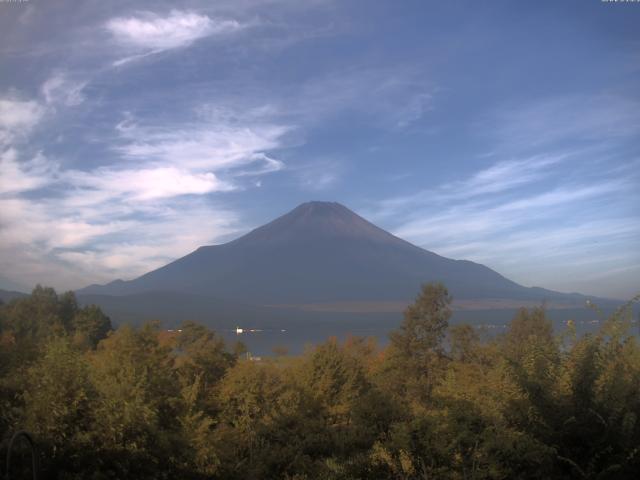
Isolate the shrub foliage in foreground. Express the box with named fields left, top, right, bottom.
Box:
left=0, top=284, right=639, bottom=479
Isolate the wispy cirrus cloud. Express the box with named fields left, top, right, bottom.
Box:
left=41, top=71, right=87, bottom=107
left=49, top=199, right=239, bottom=280
left=0, top=94, right=290, bottom=289
left=487, top=94, right=640, bottom=152
left=377, top=152, right=573, bottom=218
left=0, top=3, right=295, bottom=290
left=0, top=148, right=56, bottom=195
left=384, top=169, right=639, bottom=298
left=291, top=159, right=343, bottom=191
left=0, top=96, right=45, bottom=145
left=114, top=115, right=289, bottom=173
left=106, top=10, right=245, bottom=66
left=292, top=66, right=436, bottom=130
left=0, top=194, right=239, bottom=288
left=0, top=167, right=241, bottom=289
left=68, top=166, right=234, bottom=201
left=375, top=94, right=640, bottom=298
left=2, top=0, right=638, bottom=302
left=393, top=179, right=631, bottom=242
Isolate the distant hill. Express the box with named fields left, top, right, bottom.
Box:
left=76, top=201, right=601, bottom=325
left=0, top=289, right=28, bottom=303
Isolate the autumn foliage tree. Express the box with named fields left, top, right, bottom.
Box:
left=0, top=285, right=638, bottom=479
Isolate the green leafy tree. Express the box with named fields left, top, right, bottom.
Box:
left=21, top=337, right=96, bottom=476
left=88, top=322, right=183, bottom=478
left=449, top=324, right=480, bottom=363
left=296, top=339, right=396, bottom=478
left=214, top=360, right=316, bottom=479
left=175, top=321, right=236, bottom=398
left=1, top=283, right=638, bottom=480
left=71, top=304, right=112, bottom=349
left=385, top=282, right=452, bottom=402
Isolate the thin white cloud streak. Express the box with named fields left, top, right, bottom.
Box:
left=378, top=152, right=573, bottom=217
left=106, top=10, right=244, bottom=66
left=377, top=91, right=640, bottom=297
left=488, top=94, right=640, bottom=151
left=115, top=120, right=289, bottom=172
left=0, top=196, right=239, bottom=289
left=286, top=158, right=343, bottom=191
left=291, top=67, right=435, bottom=130
left=2, top=6, right=435, bottom=289
left=429, top=219, right=638, bottom=262
left=108, top=111, right=290, bottom=196
left=0, top=196, right=136, bottom=253
left=68, top=167, right=234, bottom=201
left=0, top=97, right=45, bottom=145
left=393, top=179, right=633, bottom=252
left=493, top=181, right=626, bottom=213
left=0, top=149, right=56, bottom=195
left=576, top=263, right=640, bottom=283
left=0, top=176, right=243, bottom=288
left=51, top=203, right=239, bottom=280
left=464, top=154, right=564, bottom=195
left=201, top=67, right=436, bottom=138
left=0, top=95, right=290, bottom=290
left=389, top=181, right=639, bottom=298
left=41, top=72, right=87, bottom=106
left=233, top=153, right=285, bottom=176
left=106, top=10, right=241, bottom=50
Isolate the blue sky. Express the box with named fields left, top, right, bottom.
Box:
left=0, top=0, right=638, bottom=299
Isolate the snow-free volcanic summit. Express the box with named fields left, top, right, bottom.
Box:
left=79, top=202, right=588, bottom=310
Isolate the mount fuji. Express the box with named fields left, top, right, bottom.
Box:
left=78, top=201, right=590, bottom=319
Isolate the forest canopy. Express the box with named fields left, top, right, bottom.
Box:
left=1, top=284, right=639, bottom=479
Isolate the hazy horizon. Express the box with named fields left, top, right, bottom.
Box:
left=1, top=1, right=639, bottom=299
